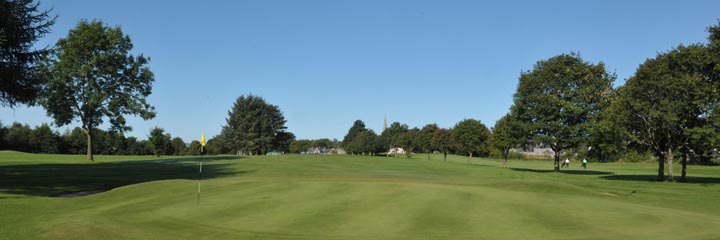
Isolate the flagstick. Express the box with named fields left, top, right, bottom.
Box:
left=197, top=145, right=203, bottom=206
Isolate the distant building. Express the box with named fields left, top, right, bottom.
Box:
left=511, top=144, right=557, bottom=158
left=388, top=147, right=405, bottom=155
left=302, top=147, right=346, bottom=155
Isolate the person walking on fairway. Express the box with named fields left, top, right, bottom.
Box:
left=581, top=158, right=588, bottom=169
left=562, top=158, right=570, bottom=168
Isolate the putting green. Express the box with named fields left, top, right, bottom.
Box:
left=1, top=151, right=719, bottom=239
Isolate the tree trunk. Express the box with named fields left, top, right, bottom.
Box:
left=657, top=152, right=665, bottom=181
left=681, top=151, right=688, bottom=182
left=468, top=152, right=472, bottom=165
left=667, top=148, right=674, bottom=182
left=553, top=151, right=560, bottom=172
left=83, top=127, right=94, bottom=161
left=502, top=148, right=509, bottom=168
left=427, top=152, right=431, bottom=160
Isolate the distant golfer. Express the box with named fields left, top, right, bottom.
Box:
left=582, top=158, right=588, bottom=169
left=562, top=158, right=570, bottom=168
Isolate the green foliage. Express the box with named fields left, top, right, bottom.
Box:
left=38, top=19, right=155, bottom=161
left=491, top=114, right=525, bottom=166
left=431, top=127, right=453, bottom=162
left=377, top=122, right=409, bottom=152
left=29, top=123, right=59, bottom=153
left=619, top=150, right=654, bottom=163
left=396, top=128, right=419, bottom=158
left=0, top=0, right=55, bottom=107
left=342, top=120, right=379, bottom=155
left=272, top=131, right=295, bottom=154
left=221, top=95, right=290, bottom=155
left=61, top=127, right=86, bottom=154
left=584, top=101, right=626, bottom=163
left=341, top=120, right=367, bottom=150
left=187, top=140, right=202, bottom=156
left=148, top=127, right=171, bottom=157
left=511, top=53, right=615, bottom=171
left=349, top=130, right=378, bottom=155
left=313, top=138, right=334, bottom=149
left=610, top=39, right=720, bottom=180
left=170, top=137, right=186, bottom=156
left=418, top=124, right=439, bottom=159
left=3, top=122, right=32, bottom=152
left=289, top=139, right=312, bottom=153
left=452, top=119, right=490, bottom=160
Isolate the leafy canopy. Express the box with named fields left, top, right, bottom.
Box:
left=39, top=19, right=155, bottom=160
left=511, top=53, right=615, bottom=170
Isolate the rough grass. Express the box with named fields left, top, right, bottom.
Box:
left=1, top=150, right=719, bottom=240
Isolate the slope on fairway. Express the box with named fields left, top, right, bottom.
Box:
left=1, top=152, right=720, bottom=240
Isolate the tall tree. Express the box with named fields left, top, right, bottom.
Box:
left=418, top=124, right=439, bottom=160
left=432, top=127, right=453, bottom=162
left=511, top=53, right=615, bottom=172
left=452, top=119, right=490, bottom=165
left=342, top=120, right=367, bottom=153
left=0, top=0, right=55, bottom=107
left=492, top=114, right=525, bottom=168
left=221, top=95, right=289, bottom=155
left=342, top=120, right=374, bottom=155
left=39, top=19, right=155, bottom=161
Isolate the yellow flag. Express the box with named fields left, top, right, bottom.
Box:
left=201, top=132, right=206, bottom=147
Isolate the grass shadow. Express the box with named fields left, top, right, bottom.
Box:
left=0, top=156, right=247, bottom=197
left=600, top=174, right=720, bottom=184
left=510, top=167, right=613, bottom=175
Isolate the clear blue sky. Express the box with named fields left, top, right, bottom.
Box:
left=2, top=0, right=719, bottom=142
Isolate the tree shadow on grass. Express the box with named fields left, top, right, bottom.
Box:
left=600, top=174, right=720, bottom=184
left=0, top=156, right=249, bottom=197
left=510, top=167, right=613, bottom=175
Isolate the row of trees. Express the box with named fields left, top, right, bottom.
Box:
left=493, top=22, right=720, bottom=182
left=0, top=121, right=199, bottom=156
left=340, top=119, right=490, bottom=163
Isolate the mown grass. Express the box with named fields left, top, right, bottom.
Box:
left=1, top=150, right=719, bottom=240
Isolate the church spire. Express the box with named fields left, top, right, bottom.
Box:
left=384, top=115, right=387, bottom=131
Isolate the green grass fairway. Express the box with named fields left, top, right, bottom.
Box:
left=1, top=150, right=720, bottom=240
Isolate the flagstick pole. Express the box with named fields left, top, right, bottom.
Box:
left=197, top=145, right=203, bottom=206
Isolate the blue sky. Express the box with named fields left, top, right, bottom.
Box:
left=2, top=0, right=719, bottom=142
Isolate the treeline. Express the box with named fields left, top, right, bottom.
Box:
left=339, top=119, right=489, bottom=163
left=0, top=122, right=199, bottom=156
